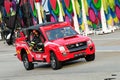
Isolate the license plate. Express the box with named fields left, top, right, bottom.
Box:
left=74, top=52, right=86, bottom=57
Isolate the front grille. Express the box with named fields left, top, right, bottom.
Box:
left=67, top=41, right=87, bottom=53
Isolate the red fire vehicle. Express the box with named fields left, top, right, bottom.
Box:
left=15, top=22, right=95, bottom=70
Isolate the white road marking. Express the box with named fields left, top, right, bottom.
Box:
left=96, top=50, right=120, bottom=52
left=92, top=38, right=120, bottom=41
left=0, top=53, right=15, bottom=57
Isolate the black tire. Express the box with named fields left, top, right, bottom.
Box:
left=22, top=54, right=34, bottom=70
left=85, top=53, right=95, bottom=61
left=50, top=52, right=62, bottom=70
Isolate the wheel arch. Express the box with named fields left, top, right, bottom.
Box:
left=20, top=48, right=27, bottom=61
left=45, top=49, right=56, bottom=63
left=20, top=48, right=33, bottom=62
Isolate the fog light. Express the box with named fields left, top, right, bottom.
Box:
left=89, top=46, right=93, bottom=51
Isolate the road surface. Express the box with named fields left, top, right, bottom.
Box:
left=0, top=30, right=120, bottom=80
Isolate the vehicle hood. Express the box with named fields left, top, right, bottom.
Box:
left=52, top=35, right=89, bottom=46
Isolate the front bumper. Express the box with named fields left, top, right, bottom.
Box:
left=57, top=43, right=95, bottom=61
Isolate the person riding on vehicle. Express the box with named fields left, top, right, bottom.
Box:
left=30, top=30, right=43, bottom=52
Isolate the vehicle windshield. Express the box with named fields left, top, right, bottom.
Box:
left=46, top=26, right=78, bottom=40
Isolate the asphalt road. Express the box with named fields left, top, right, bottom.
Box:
left=0, top=30, right=120, bottom=80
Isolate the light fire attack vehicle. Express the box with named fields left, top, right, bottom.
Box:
left=15, top=22, right=95, bottom=70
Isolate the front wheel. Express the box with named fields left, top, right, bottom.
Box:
left=85, top=53, right=95, bottom=61
left=50, top=52, right=62, bottom=70
left=22, top=54, right=34, bottom=70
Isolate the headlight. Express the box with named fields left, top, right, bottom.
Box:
left=59, top=46, right=65, bottom=53
left=87, top=40, right=93, bottom=45
left=59, top=46, right=67, bottom=56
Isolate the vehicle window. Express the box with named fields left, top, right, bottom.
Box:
left=46, top=26, right=78, bottom=40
